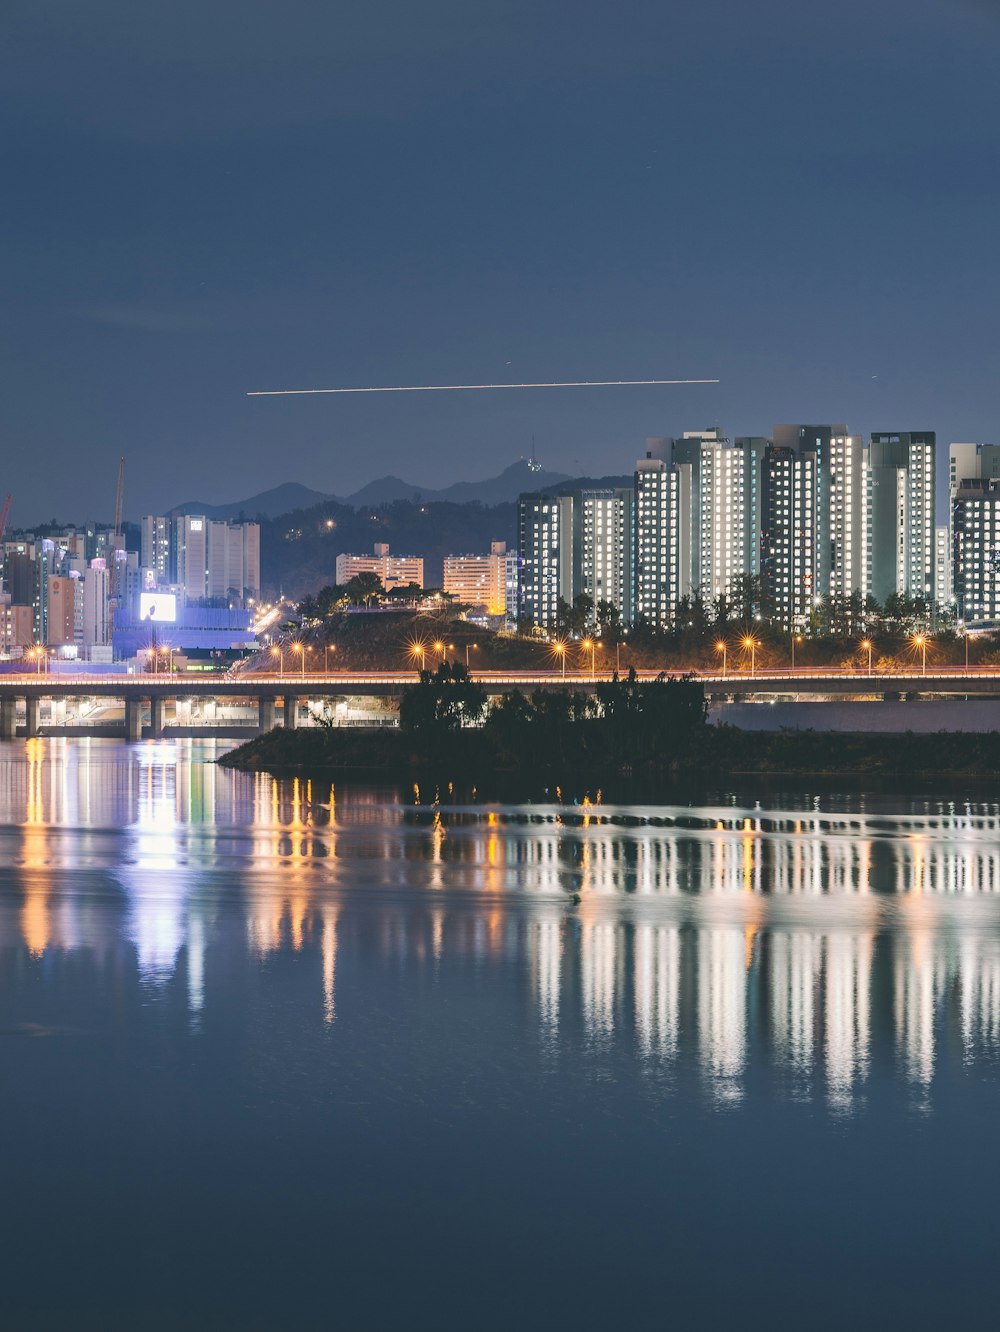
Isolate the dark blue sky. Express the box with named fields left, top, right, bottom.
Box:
left=2, top=0, right=998, bottom=522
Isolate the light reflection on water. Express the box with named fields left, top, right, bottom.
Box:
left=1, top=738, right=1000, bottom=1115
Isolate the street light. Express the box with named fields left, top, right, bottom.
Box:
left=715, top=640, right=727, bottom=676
left=271, top=644, right=284, bottom=679
left=743, top=635, right=757, bottom=677
left=861, top=639, right=872, bottom=677
left=465, top=642, right=478, bottom=669
left=434, top=640, right=445, bottom=662
left=146, top=647, right=157, bottom=675
left=581, top=638, right=596, bottom=679
left=410, top=642, right=426, bottom=673
left=160, top=645, right=174, bottom=675
left=791, top=634, right=802, bottom=671
left=324, top=644, right=336, bottom=673
left=291, top=642, right=311, bottom=678
left=553, top=641, right=567, bottom=679
left=913, top=633, right=928, bottom=676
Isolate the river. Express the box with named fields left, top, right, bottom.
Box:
left=0, top=738, right=998, bottom=1328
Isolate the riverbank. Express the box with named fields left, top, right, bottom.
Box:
left=219, top=724, right=1000, bottom=782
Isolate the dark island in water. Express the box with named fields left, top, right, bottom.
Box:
left=219, top=665, right=1000, bottom=785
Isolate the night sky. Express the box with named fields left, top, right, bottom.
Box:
left=3, top=0, right=998, bottom=523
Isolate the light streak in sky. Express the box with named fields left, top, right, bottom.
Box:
left=247, top=377, right=719, bottom=396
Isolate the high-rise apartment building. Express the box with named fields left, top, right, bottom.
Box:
left=952, top=480, right=1000, bottom=625
left=761, top=425, right=865, bottom=628
left=166, top=516, right=260, bottom=605
left=0, top=595, right=33, bottom=652
left=82, top=559, right=111, bottom=651
left=633, top=433, right=765, bottom=629
left=865, top=432, right=936, bottom=604
left=335, top=543, right=424, bottom=591
left=575, top=490, right=633, bottom=623
left=173, top=516, right=208, bottom=602
left=442, top=542, right=508, bottom=614
left=46, top=574, right=81, bottom=648
left=516, top=496, right=573, bottom=629
left=634, top=454, right=677, bottom=626
left=949, top=443, right=1000, bottom=499
left=141, top=516, right=173, bottom=583
left=934, top=526, right=952, bottom=616
left=761, top=438, right=819, bottom=629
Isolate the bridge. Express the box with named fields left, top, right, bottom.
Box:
left=2, top=667, right=1000, bottom=739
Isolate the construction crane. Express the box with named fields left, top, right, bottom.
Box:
left=109, top=458, right=126, bottom=641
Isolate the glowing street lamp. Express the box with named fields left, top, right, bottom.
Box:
left=552, top=641, right=567, bottom=680
left=291, top=641, right=311, bottom=678
left=581, top=638, right=596, bottom=679
left=410, top=642, right=426, bottom=673
left=146, top=647, right=157, bottom=675
left=715, top=640, right=727, bottom=676
left=160, top=644, right=174, bottom=675
left=434, top=640, right=445, bottom=662
left=791, top=633, right=802, bottom=671
left=743, top=635, right=757, bottom=677
left=861, top=639, right=872, bottom=677
left=465, top=642, right=478, bottom=669
left=324, top=644, right=336, bottom=673
left=271, top=644, right=284, bottom=679
left=913, top=633, right=928, bottom=676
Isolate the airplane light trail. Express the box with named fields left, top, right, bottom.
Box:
left=247, top=378, right=719, bottom=396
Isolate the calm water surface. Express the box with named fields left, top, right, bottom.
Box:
left=1, top=738, right=1000, bottom=1329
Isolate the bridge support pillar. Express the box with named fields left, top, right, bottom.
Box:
left=150, top=696, right=165, bottom=738
left=283, top=695, right=299, bottom=730
left=258, top=697, right=276, bottom=733
left=125, top=698, right=143, bottom=742
left=0, top=699, right=16, bottom=740
left=24, top=697, right=39, bottom=739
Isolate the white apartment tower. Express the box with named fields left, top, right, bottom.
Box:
left=953, top=480, right=1000, bottom=625
left=82, top=559, right=111, bottom=651
left=517, top=496, right=573, bottom=629
left=141, top=516, right=172, bottom=583
left=634, top=455, right=678, bottom=626
left=575, top=490, right=633, bottom=623
left=865, top=432, right=936, bottom=605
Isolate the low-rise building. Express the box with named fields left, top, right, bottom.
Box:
left=442, top=542, right=507, bottom=614
left=335, top=543, right=424, bottom=591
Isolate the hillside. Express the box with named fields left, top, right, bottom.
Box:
left=260, top=497, right=516, bottom=599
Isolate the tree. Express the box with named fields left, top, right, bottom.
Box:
left=344, top=572, right=384, bottom=605
left=399, top=662, right=488, bottom=733
left=595, top=599, right=623, bottom=643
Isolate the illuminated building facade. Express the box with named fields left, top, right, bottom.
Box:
left=442, top=541, right=508, bottom=614
left=952, top=479, right=1000, bottom=625
left=865, top=432, right=936, bottom=604
left=335, top=543, right=424, bottom=591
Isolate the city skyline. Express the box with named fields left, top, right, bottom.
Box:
left=4, top=0, right=1000, bottom=520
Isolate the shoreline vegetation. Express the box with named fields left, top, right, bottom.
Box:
left=219, top=666, right=1000, bottom=783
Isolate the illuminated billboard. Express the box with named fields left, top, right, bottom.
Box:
left=139, top=593, right=177, bottom=623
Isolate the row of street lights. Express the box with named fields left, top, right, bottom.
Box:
left=410, top=641, right=480, bottom=669
left=715, top=633, right=930, bottom=678
left=269, top=643, right=339, bottom=678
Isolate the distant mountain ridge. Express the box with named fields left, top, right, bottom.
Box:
left=168, top=459, right=573, bottom=520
